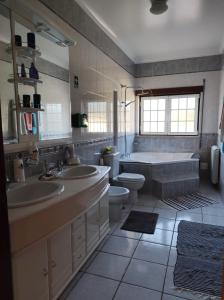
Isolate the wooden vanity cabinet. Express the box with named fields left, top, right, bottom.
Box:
left=86, top=202, right=100, bottom=253
left=99, top=192, right=109, bottom=237
left=12, top=240, right=49, bottom=300
left=12, top=183, right=109, bottom=300
left=48, top=225, right=72, bottom=299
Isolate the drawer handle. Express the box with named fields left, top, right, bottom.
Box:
left=42, top=268, right=48, bottom=276
left=51, top=260, right=57, bottom=268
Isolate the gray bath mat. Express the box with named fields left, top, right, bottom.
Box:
left=174, top=221, right=224, bottom=297
left=121, top=211, right=158, bottom=234
left=162, top=192, right=218, bottom=211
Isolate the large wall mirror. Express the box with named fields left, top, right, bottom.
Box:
left=0, top=2, right=73, bottom=145
left=0, top=4, right=17, bottom=144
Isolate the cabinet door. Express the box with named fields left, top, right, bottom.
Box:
left=86, top=202, right=100, bottom=253
left=12, top=240, right=49, bottom=300
left=48, top=224, right=72, bottom=299
left=99, top=192, right=109, bottom=237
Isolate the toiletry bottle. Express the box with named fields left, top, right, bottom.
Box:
left=21, top=63, right=26, bottom=78
left=23, top=95, right=30, bottom=107
left=15, top=35, right=22, bottom=47
left=29, top=142, right=39, bottom=162
left=33, top=94, right=41, bottom=109
left=27, top=32, right=35, bottom=49
left=29, top=62, right=39, bottom=79
left=13, top=153, right=25, bottom=182
left=99, top=157, right=104, bottom=166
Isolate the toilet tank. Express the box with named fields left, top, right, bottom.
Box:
left=103, top=152, right=120, bottom=179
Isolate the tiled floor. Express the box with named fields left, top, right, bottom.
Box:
left=63, top=181, right=223, bottom=300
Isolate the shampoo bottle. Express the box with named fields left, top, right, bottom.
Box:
left=13, top=153, right=25, bottom=182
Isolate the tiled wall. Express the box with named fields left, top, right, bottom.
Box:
left=133, top=134, right=217, bottom=166
left=3, top=0, right=224, bottom=183
left=68, top=13, right=136, bottom=156
left=40, top=0, right=134, bottom=76
left=135, top=55, right=222, bottom=77
left=4, top=135, right=135, bottom=180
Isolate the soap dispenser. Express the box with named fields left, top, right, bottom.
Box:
left=13, top=153, right=25, bottom=182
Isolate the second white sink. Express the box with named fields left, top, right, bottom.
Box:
left=58, top=165, right=98, bottom=179
left=7, top=182, right=64, bottom=208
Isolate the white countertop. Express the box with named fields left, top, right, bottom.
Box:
left=8, top=165, right=110, bottom=223
left=9, top=165, right=111, bottom=254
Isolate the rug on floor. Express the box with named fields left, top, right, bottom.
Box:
left=162, top=192, right=218, bottom=211
left=174, top=220, right=224, bottom=297
left=121, top=210, right=159, bottom=234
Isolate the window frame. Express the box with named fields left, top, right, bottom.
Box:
left=139, top=93, right=201, bottom=136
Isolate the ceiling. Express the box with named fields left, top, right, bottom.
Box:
left=75, top=0, right=224, bottom=63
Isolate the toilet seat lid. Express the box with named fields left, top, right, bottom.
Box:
left=117, top=173, right=145, bottom=182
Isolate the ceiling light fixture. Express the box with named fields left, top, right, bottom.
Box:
left=150, top=0, right=168, bottom=15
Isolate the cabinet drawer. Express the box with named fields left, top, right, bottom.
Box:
left=72, top=214, right=85, bottom=230
left=73, top=243, right=86, bottom=271
left=72, top=223, right=86, bottom=249
left=100, top=220, right=109, bottom=238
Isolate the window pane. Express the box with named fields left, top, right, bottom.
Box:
left=186, top=122, right=194, bottom=132
left=158, top=122, right=165, bottom=132
left=188, top=97, right=196, bottom=109
left=144, top=122, right=150, bottom=132
left=141, top=94, right=198, bottom=136
left=179, top=122, right=186, bottom=132
left=144, top=111, right=150, bottom=121
left=171, top=110, right=178, bottom=121
left=179, top=98, right=187, bottom=109
left=171, top=98, right=178, bottom=109
left=171, top=122, right=178, bottom=132
left=187, top=110, right=195, bottom=121
left=158, top=111, right=165, bottom=121
left=151, top=122, right=157, bottom=132
left=179, top=110, right=186, bottom=121
left=144, top=100, right=150, bottom=110
left=151, top=99, right=157, bottom=110
left=151, top=111, right=157, bottom=121
left=158, top=99, right=166, bottom=110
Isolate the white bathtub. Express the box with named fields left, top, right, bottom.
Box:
left=121, top=152, right=197, bottom=165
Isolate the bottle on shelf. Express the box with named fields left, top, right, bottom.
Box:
left=29, top=62, right=39, bottom=79
left=23, top=95, right=31, bottom=108
left=27, top=32, right=36, bottom=49
left=21, top=63, right=27, bottom=78
left=15, top=35, right=22, bottom=47
left=33, top=94, right=41, bottom=109
left=13, top=153, right=25, bottom=183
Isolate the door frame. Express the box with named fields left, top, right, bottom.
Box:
left=0, top=103, right=13, bottom=299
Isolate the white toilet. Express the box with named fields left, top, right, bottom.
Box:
left=104, top=152, right=145, bottom=204
left=108, top=186, right=129, bottom=222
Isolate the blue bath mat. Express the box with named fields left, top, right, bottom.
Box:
left=121, top=211, right=159, bottom=234
left=174, top=221, right=224, bottom=297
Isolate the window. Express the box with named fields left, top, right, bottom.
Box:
left=140, top=94, right=199, bottom=135
left=87, top=100, right=112, bottom=133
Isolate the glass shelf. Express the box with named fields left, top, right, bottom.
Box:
left=7, top=45, right=41, bottom=59
left=8, top=76, right=43, bottom=86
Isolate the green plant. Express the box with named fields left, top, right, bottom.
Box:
left=101, top=146, right=113, bottom=155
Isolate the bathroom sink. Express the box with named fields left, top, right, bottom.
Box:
left=58, top=165, right=98, bottom=179
left=7, top=182, right=64, bottom=208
